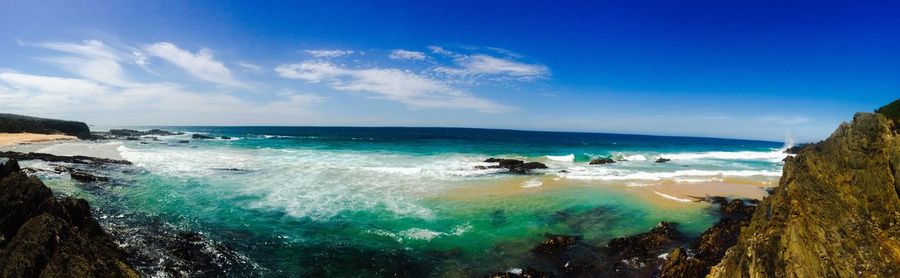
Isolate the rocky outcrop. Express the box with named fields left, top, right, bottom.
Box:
left=491, top=221, right=685, bottom=277
left=783, top=143, right=812, bottom=154
left=480, top=158, right=548, bottom=174
left=659, top=198, right=756, bottom=277
left=0, top=151, right=132, bottom=166
left=93, top=128, right=183, bottom=140
left=191, top=134, right=215, bottom=139
left=0, top=159, right=139, bottom=277
left=655, top=157, right=671, bottom=163
left=589, top=157, right=615, bottom=165
left=707, top=112, right=900, bottom=277
left=0, top=113, right=92, bottom=139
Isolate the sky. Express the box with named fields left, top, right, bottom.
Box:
left=0, top=1, right=897, bottom=142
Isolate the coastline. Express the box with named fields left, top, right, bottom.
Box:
left=0, top=132, right=77, bottom=147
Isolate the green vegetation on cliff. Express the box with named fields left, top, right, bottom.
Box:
left=0, top=113, right=91, bottom=139
left=877, top=98, right=900, bottom=126
left=709, top=112, right=900, bottom=277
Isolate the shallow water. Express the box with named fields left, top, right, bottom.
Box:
left=18, top=127, right=785, bottom=276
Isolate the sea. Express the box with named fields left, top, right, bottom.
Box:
left=14, top=127, right=789, bottom=276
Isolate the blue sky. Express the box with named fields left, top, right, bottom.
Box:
left=0, top=1, right=896, bottom=142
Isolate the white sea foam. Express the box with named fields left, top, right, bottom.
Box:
left=369, top=223, right=471, bottom=242
left=522, top=178, right=543, bottom=188
left=116, top=144, right=509, bottom=221
left=546, top=154, right=575, bottom=161
left=623, top=154, right=647, bottom=161
left=653, top=191, right=693, bottom=202
left=659, top=150, right=788, bottom=163
left=561, top=168, right=780, bottom=181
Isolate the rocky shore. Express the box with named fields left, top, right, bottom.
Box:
left=0, top=158, right=138, bottom=277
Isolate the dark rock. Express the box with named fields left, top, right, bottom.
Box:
left=532, top=233, right=582, bottom=258
left=69, top=171, right=110, bottom=182
left=589, top=157, right=615, bottom=165
left=220, top=136, right=232, bottom=140
left=0, top=158, right=20, bottom=179
left=655, top=157, right=671, bottom=163
left=93, top=129, right=182, bottom=140
left=0, top=159, right=139, bottom=276
left=482, top=158, right=548, bottom=174
left=178, top=140, right=190, bottom=144
left=0, top=151, right=132, bottom=165
left=0, top=113, right=92, bottom=139
left=659, top=198, right=756, bottom=277
left=606, top=221, right=680, bottom=260
left=211, top=168, right=247, bottom=172
left=192, top=134, right=215, bottom=139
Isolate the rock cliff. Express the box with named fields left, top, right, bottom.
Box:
left=708, top=111, right=900, bottom=277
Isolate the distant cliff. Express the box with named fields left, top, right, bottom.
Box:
left=707, top=110, right=900, bottom=277
left=0, top=113, right=91, bottom=139
left=0, top=159, right=138, bottom=277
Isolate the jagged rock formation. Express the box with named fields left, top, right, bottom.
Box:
left=0, top=159, right=139, bottom=277
left=659, top=198, right=757, bottom=277
left=0, top=113, right=92, bottom=139
left=708, top=112, right=900, bottom=277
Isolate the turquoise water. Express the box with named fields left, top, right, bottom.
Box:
left=31, top=127, right=785, bottom=276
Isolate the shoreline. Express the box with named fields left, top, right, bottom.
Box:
left=0, top=132, right=77, bottom=147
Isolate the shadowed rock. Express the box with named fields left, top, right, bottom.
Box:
left=655, top=157, right=671, bottom=163
left=192, top=134, right=215, bottom=139
left=0, top=159, right=138, bottom=277
left=481, top=158, right=548, bottom=174
left=589, top=157, right=615, bottom=165
left=0, top=151, right=131, bottom=165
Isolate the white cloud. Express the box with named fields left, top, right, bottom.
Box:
left=427, top=45, right=458, bottom=57
left=235, top=62, right=264, bottom=73
left=305, top=49, right=354, bottom=58
left=36, top=40, right=135, bottom=87
left=456, top=54, right=549, bottom=78
left=425, top=46, right=550, bottom=80
left=0, top=71, right=108, bottom=97
left=144, top=42, right=248, bottom=88
left=758, top=116, right=811, bottom=125
left=0, top=71, right=323, bottom=125
left=389, top=49, right=427, bottom=60
left=275, top=61, right=509, bottom=113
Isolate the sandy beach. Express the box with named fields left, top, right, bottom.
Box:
left=0, top=133, right=76, bottom=148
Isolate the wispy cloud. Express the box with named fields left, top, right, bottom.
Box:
left=275, top=61, right=510, bottom=113
left=144, top=42, right=248, bottom=88
left=305, top=49, right=354, bottom=58
left=427, top=46, right=550, bottom=80
left=35, top=40, right=135, bottom=87
left=235, top=62, right=264, bottom=73
left=389, top=49, right=427, bottom=60
left=758, top=116, right=811, bottom=125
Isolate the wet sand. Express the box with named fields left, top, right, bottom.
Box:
left=0, top=133, right=76, bottom=147
left=438, top=174, right=776, bottom=210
